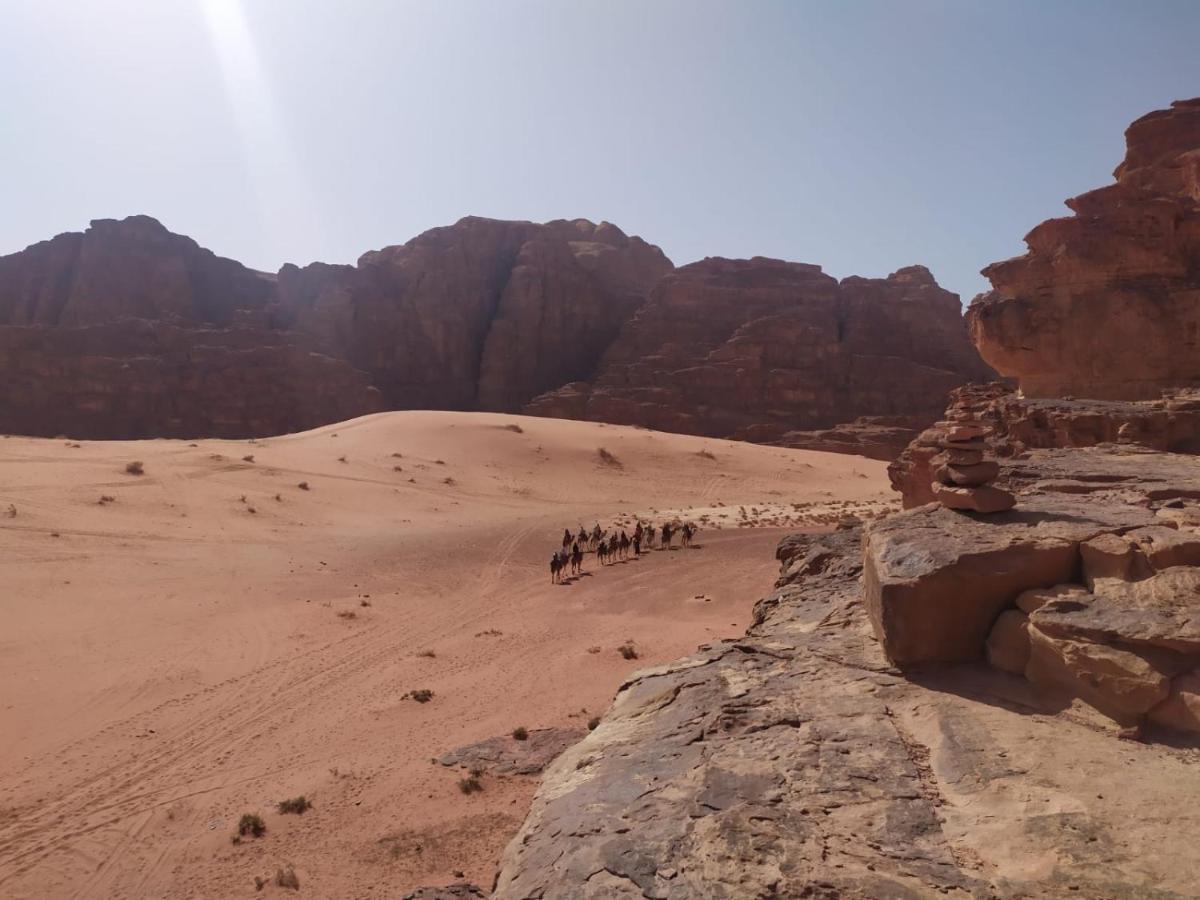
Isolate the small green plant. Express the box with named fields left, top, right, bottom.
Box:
left=277, top=795, right=312, bottom=815
left=124, top=460, right=144, bottom=476
left=458, top=776, right=483, bottom=794
left=618, top=642, right=639, bottom=660
left=512, top=726, right=529, bottom=741
left=237, top=813, right=266, bottom=838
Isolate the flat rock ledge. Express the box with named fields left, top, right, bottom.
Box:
left=492, top=527, right=1200, bottom=898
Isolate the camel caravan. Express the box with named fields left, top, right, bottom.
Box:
left=549, top=520, right=698, bottom=584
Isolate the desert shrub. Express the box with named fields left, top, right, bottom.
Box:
left=277, top=795, right=311, bottom=815
left=337, top=455, right=347, bottom=463
left=275, top=866, right=300, bottom=890
left=588, top=716, right=601, bottom=731
left=512, top=726, right=529, bottom=741
left=618, top=642, right=639, bottom=660
left=596, top=447, right=621, bottom=467
left=442, top=476, right=456, bottom=485
left=697, top=448, right=716, bottom=460
left=124, top=461, right=144, bottom=476
left=458, top=776, right=483, bottom=794
left=5, top=504, right=16, bottom=517
left=504, top=423, right=524, bottom=433
left=242, top=455, right=255, bottom=463
left=409, top=689, right=434, bottom=703
left=237, top=813, right=266, bottom=838
left=297, top=481, right=310, bottom=491
left=394, top=465, right=403, bottom=472
left=417, top=649, right=436, bottom=658
left=360, top=598, right=371, bottom=607
left=434, top=459, right=446, bottom=465
left=337, top=610, right=357, bottom=620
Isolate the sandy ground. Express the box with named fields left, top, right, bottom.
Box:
left=0, top=412, right=895, bottom=898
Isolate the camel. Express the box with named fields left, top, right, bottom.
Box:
left=550, top=551, right=563, bottom=583
left=619, top=531, right=631, bottom=559
left=597, top=540, right=610, bottom=566
left=660, top=523, right=673, bottom=549
left=681, top=523, right=695, bottom=548
left=561, top=529, right=573, bottom=552
left=571, top=542, right=583, bottom=575
left=590, top=523, right=603, bottom=551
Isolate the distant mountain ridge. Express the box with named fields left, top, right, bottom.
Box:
left=0, top=214, right=990, bottom=449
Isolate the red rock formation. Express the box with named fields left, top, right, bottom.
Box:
left=889, top=383, right=1200, bottom=508
left=0, top=215, right=669, bottom=438
left=969, top=98, right=1200, bottom=399
left=0, top=321, right=383, bottom=439
left=280, top=217, right=671, bottom=412
left=525, top=258, right=993, bottom=442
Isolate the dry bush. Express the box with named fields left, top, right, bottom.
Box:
left=504, top=423, right=524, bottom=433
left=297, top=481, right=310, bottom=491
left=242, top=454, right=255, bottom=463
left=408, top=689, right=434, bottom=703
left=458, top=776, right=483, bottom=794
left=442, top=476, right=456, bottom=485
left=237, top=813, right=266, bottom=838
left=275, top=866, right=300, bottom=890
left=277, top=796, right=312, bottom=815
left=124, top=461, right=144, bottom=476
left=596, top=447, right=622, bottom=467
left=697, top=448, right=717, bottom=460
left=337, top=455, right=347, bottom=463
left=393, top=465, right=403, bottom=472
left=416, top=649, right=436, bottom=658
left=512, top=726, right=529, bottom=741
left=5, top=504, right=16, bottom=518
left=336, top=610, right=357, bottom=620
left=618, top=642, right=639, bottom=660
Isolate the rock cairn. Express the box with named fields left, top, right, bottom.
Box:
left=929, top=416, right=1015, bottom=513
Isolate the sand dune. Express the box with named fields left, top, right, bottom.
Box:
left=0, top=412, right=894, bottom=897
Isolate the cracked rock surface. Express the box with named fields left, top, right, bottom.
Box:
left=493, top=530, right=1200, bottom=898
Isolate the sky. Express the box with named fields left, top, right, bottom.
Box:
left=2, top=0, right=1199, bottom=303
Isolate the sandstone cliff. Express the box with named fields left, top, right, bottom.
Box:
left=278, top=217, right=672, bottom=412
left=524, top=258, right=993, bottom=451
left=0, top=216, right=669, bottom=439
left=492, top=516, right=1200, bottom=898
left=969, top=98, right=1200, bottom=399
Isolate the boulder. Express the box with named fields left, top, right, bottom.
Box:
left=930, top=482, right=1015, bottom=513
left=1080, top=532, right=1138, bottom=587
left=986, top=609, right=1031, bottom=675
left=1025, top=624, right=1173, bottom=719
left=1149, top=670, right=1200, bottom=734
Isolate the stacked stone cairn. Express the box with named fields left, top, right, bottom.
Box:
left=929, top=416, right=1016, bottom=514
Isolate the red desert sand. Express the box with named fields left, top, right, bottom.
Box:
left=0, top=412, right=894, bottom=898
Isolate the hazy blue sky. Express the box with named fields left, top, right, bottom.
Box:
left=3, top=1, right=1198, bottom=301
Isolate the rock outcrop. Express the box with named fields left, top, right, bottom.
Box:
left=889, top=383, right=1200, bottom=507
left=969, top=98, right=1200, bottom=399
left=525, top=259, right=993, bottom=445
left=494, top=524, right=1200, bottom=898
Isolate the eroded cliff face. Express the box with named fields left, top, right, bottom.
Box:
left=0, top=216, right=669, bottom=438
left=278, top=217, right=672, bottom=412
left=524, top=258, right=993, bottom=448
left=969, top=98, right=1200, bottom=399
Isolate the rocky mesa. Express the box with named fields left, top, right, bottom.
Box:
left=0, top=216, right=987, bottom=448
left=524, top=258, right=993, bottom=451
